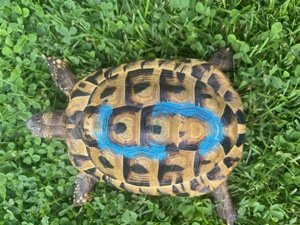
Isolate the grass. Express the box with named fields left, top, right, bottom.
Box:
left=1, top=0, right=300, bottom=224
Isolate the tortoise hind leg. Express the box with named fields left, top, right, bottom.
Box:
left=42, top=55, right=78, bottom=97
left=26, top=110, right=66, bottom=139
left=212, top=181, right=237, bottom=225
left=74, top=172, right=97, bottom=206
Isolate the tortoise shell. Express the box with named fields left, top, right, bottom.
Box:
left=65, top=58, right=245, bottom=197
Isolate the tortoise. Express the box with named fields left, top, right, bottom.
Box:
left=26, top=48, right=245, bottom=225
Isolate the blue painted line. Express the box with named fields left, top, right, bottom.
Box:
left=94, top=102, right=223, bottom=159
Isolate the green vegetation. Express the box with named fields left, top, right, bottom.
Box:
left=1, top=0, right=300, bottom=224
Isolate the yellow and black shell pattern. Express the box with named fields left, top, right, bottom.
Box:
left=66, top=59, right=245, bottom=197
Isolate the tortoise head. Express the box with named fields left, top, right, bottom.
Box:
left=26, top=111, right=66, bottom=139
left=208, top=47, right=233, bottom=71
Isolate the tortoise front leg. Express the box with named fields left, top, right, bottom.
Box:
left=26, top=110, right=66, bottom=139
left=42, top=55, right=78, bottom=97
left=212, top=181, right=237, bottom=225
left=74, top=172, right=97, bottom=206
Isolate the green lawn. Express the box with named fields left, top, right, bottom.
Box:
left=1, top=0, right=300, bottom=224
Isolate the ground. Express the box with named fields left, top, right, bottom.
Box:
left=0, top=0, right=300, bottom=224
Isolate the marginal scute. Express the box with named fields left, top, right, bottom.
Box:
left=64, top=58, right=245, bottom=197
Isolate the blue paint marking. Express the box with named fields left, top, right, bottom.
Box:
left=94, top=102, right=223, bottom=159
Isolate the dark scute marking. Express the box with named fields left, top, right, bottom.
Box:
left=87, top=140, right=98, bottom=148
left=207, top=73, right=221, bottom=92
left=139, top=187, right=144, bottom=193
left=161, top=69, right=173, bottom=77
left=201, top=63, right=212, bottom=71
left=140, top=106, right=155, bottom=147
left=119, top=182, right=125, bottom=189
left=223, top=157, right=240, bottom=169
left=68, top=128, right=82, bottom=139
left=179, top=131, right=185, bottom=137
left=193, top=151, right=201, bottom=177
left=78, top=82, right=86, bottom=88
left=221, top=104, right=235, bottom=127
left=220, top=135, right=233, bottom=155
left=149, top=124, right=162, bottom=134
left=206, top=166, right=221, bottom=180
left=158, top=60, right=168, bottom=67
left=114, top=122, right=127, bottom=134
left=191, top=64, right=210, bottom=79
left=112, top=105, right=142, bottom=115
left=128, top=179, right=150, bottom=187
left=159, top=180, right=172, bottom=186
left=133, top=82, right=150, bottom=94
left=85, top=70, right=102, bottom=85
left=84, top=132, right=92, bottom=141
left=141, top=59, right=154, bottom=68
left=224, top=90, right=235, bottom=102
left=125, top=73, right=131, bottom=105
left=104, top=67, right=116, bottom=79
left=202, top=159, right=212, bottom=165
left=84, top=167, right=97, bottom=177
left=102, top=175, right=107, bottom=182
left=178, top=59, right=191, bottom=63
left=165, top=143, right=178, bottom=152
left=72, top=155, right=91, bottom=167
left=164, top=164, right=184, bottom=172
left=158, top=161, right=165, bottom=184
left=100, top=87, right=116, bottom=99
left=123, top=157, right=130, bottom=182
left=99, top=156, right=114, bottom=169
left=71, top=88, right=90, bottom=99
left=84, top=105, right=100, bottom=115
left=176, top=176, right=183, bottom=184
left=131, top=164, right=149, bottom=174
left=178, top=141, right=199, bottom=151
left=176, top=72, right=185, bottom=82
left=199, top=185, right=211, bottom=193
left=201, top=93, right=212, bottom=99
left=157, top=188, right=171, bottom=196
left=168, top=85, right=185, bottom=93
left=172, top=185, right=180, bottom=194
left=127, top=68, right=154, bottom=77
left=200, top=176, right=204, bottom=183
left=174, top=62, right=181, bottom=71
left=190, top=178, right=201, bottom=191
left=180, top=183, right=186, bottom=192
left=67, top=110, right=84, bottom=124
left=236, top=133, right=245, bottom=147
left=102, top=99, right=109, bottom=105
left=194, top=80, right=211, bottom=107
left=236, top=109, right=246, bottom=124
left=176, top=193, right=190, bottom=197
